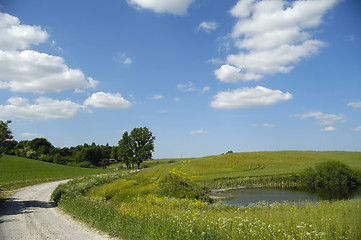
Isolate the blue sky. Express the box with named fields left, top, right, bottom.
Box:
left=0, top=0, right=360, bottom=158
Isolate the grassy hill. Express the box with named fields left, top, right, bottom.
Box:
left=141, top=151, right=361, bottom=186
left=0, top=155, right=113, bottom=191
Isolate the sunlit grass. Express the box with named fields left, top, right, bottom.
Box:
left=0, top=155, right=113, bottom=192
left=58, top=175, right=361, bottom=239
left=53, top=151, right=361, bottom=239
left=140, top=151, right=361, bottom=188
left=54, top=171, right=361, bottom=240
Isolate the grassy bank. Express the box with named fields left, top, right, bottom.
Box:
left=54, top=173, right=361, bottom=239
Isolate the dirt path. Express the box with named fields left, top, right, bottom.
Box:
left=0, top=180, right=115, bottom=240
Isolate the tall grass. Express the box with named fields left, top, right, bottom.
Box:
left=55, top=174, right=361, bottom=239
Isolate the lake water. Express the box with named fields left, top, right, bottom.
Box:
left=215, top=185, right=361, bottom=207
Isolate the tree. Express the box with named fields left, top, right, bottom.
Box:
left=2, top=140, right=18, bottom=155
left=0, top=120, right=14, bottom=155
left=110, top=146, right=119, bottom=160
left=129, top=127, right=155, bottom=169
left=118, top=131, right=133, bottom=169
left=29, top=138, right=54, bottom=155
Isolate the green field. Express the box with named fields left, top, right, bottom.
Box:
left=140, top=151, right=361, bottom=188
left=53, top=151, right=361, bottom=240
left=0, top=155, right=113, bottom=191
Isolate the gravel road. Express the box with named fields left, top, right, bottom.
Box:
left=0, top=180, right=116, bottom=240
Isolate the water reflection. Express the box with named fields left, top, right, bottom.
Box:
left=217, top=185, right=361, bottom=207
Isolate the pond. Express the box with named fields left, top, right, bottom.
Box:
left=213, top=185, right=361, bottom=207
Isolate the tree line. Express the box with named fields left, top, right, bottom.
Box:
left=0, top=120, right=155, bottom=169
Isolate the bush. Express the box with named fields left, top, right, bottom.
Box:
left=51, top=172, right=133, bottom=205
left=301, top=161, right=361, bottom=186
left=157, top=174, right=214, bottom=203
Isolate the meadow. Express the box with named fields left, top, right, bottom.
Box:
left=139, top=151, right=361, bottom=188
left=53, top=151, right=361, bottom=239
left=0, top=155, right=113, bottom=193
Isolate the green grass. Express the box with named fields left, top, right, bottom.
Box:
left=106, top=158, right=192, bottom=171
left=37, top=151, right=361, bottom=239
left=0, top=155, right=114, bottom=191
left=56, top=173, right=361, bottom=240
left=138, top=151, right=361, bottom=188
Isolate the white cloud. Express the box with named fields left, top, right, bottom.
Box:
left=0, top=12, right=98, bottom=94
left=214, top=0, right=338, bottom=82
left=0, top=12, right=49, bottom=51
left=229, top=0, right=256, bottom=19
left=0, top=50, right=98, bottom=93
left=177, top=82, right=195, bottom=92
left=201, top=86, right=210, bottom=93
left=207, top=58, right=224, bottom=65
left=84, top=92, right=132, bottom=110
left=295, top=111, right=346, bottom=125
left=127, top=0, right=194, bottom=15
left=151, top=94, right=163, bottom=100
left=198, top=21, right=217, bottom=33
left=353, top=126, right=361, bottom=131
left=50, top=40, right=64, bottom=53
left=21, top=132, right=45, bottom=139
left=210, top=86, right=292, bottom=109
left=263, top=123, right=275, bottom=128
left=190, top=129, right=208, bottom=135
left=214, top=64, right=262, bottom=83
left=252, top=123, right=275, bottom=128
left=113, top=53, right=133, bottom=65
left=321, top=126, right=336, bottom=132
left=0, top=97, right=83, bottom=120
left=347, top=101, right=361, bottom=109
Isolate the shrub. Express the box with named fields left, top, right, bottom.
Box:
left=157, top=174, right=214, bottom=203
left=301, top=161, right=361, bottom=186
left=51, top=172, right=133, bottom=205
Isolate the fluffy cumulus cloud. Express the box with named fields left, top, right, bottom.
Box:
left=214, top=64, right=262, bottom=83
left=198, top=21, right=217, bottom=33
left=84, top=92, right=132, bottom=110
left=210, top=86, right=292, bottom=109
left=214, top=0, right=338, bottom=82
left=0, top=97, right=83, bottom=120
left=127, top=0, right=194, bottom=15
left=295, top=111, right=346, bottom=125
left=0, top=12, right=98, bottom=93
left=0, top=50, right=98, bottom=93
left=0, top=12, right=49, bottom=51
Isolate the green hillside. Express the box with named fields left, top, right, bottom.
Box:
left=141, top=151, right=361, bottom=184
left=0, top=155, right=113, bottom=189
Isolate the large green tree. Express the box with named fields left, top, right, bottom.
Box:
left=129, top=127, right=155, bottom=169
left=118, top=131, right=134, bottom=169
left=0, top=120, right=14, bottom=155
